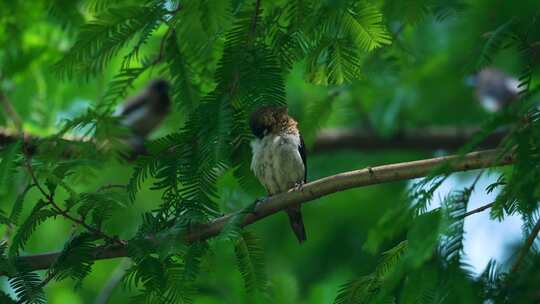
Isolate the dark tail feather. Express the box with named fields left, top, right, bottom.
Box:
left=286, top=207, right=307, bottom=243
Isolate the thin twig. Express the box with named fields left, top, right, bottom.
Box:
left=511, top=217, right=540, bottom=273
left=149, top=27, right=174, bottom=66
left=461, top=202, right=494, bottom=218
left=22, top=143, right=51, bottom=199
left=470, top=170, right=484, bottom=189
left=21, top=145, right=124, bottom=246
left=151, top=3, right=182, bottom=67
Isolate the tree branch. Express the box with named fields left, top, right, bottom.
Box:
left=4, top=149, right=514, bottom=275
left=461, top=202, right=494, bottom=218
left=312, top=127, right=506, bottom=152
left=0, top=126, right=506, bottom=157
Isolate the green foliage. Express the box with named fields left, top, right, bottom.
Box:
left=8, top=268, right=46, bottom=304
left=234, top=230, right=267, bottom=295
left=9, top=200, right=57, bottom=259
left=334, top=241, right=407, bottom=304
left=2, top=0, right=540, bottom=303
left=440, top=187, right=473, bottom=265
left=0, top=291, right=16, bottom=304
left=0, top=141, right=21, bottom=196
left=9, top=184, right=34, bottom=224
left=124, top=238, right=208, bottom=303
left=48, top=233, right=97, bottom=285
left=55, top=3, right=167, bottom=79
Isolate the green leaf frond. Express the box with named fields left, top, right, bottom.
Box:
left=48, top=233, right=97, bottom=285
left=475, top=19, right=517, bottom=71
left=55, top=4, right=166, bottom=79
left=344, top=4, right=392, bottom=52
left=0, top=290, right=16, bottom=304
left=440, top=187, right=474, bottom=265
left=234, top=230, right=267, bottom=295
left=8, top=268, right=46, bottom=304
left=0, top=141, right=22, bottom=196
left=124, top=237, right=208, bottom=304
left=334, top=275, right=379, bottom=304
left=409, top=175, right=447, bottom=215
left=334, top=240, right=407, bottom=304
left=9, top=184, right=34, bottom=225
left=9, top=200, right=57, bottom=259
left=127, top=154, right=161, bottom=202
left=165, top=33, right=201, bottom=113
left=102, top=65, right=152, bottom=107
left=302, top=2, right=391, bottom=84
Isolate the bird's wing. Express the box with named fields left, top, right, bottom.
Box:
left=118, top=94, right=148, bottom=117
left=299, top=134, right=307, bottom=182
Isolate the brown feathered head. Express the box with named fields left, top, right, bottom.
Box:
left=146, top=79, right=171, bottom=111
left=249, top=106, right=296, bottom=138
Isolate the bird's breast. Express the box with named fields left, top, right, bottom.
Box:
left=250, top=133, right=305, bottom=195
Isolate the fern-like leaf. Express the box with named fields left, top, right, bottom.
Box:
left=55, top=5, right=165, bottom=78
left=9, top=200, right=57, bottom=259
left=9, top=270, right=46, bottom=304
left=10, top=184, right=34, bottom=224
left=0, top=141, right=21, bottom=196
left=334, top=276, right=378, bottom=304
left=345, top=4, right=392, bottom=52
left=234, top=231, right=267, bottom=294
left=48, top=233, right=97, bottom=286
left=476, top=19, right=516, bottom=70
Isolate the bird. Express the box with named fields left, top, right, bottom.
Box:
left=467, top=68, right=520, bottom=112
left=249, top=106, right=307, bottom=243
left=115, top=79, right=171, bottom=153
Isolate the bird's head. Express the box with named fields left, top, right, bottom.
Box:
left=149, top=79, right=170, bottom=93
left=147, top=79, right=171, bottom=108
left=249, top=106, right=296, bottom=138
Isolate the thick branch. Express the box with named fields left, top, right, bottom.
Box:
left=0, top=127, right=506, bottom=156
left=7, top=149, right=514, bottom=275
left=312, top=127, right=506, bottom=152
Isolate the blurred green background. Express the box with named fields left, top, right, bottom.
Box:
left=1, top=0, right=539, bottom=303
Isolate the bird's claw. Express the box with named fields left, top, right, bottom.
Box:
left=250, top=197, right=268, bottom=216
left=292, top=181, right=305, bottom=192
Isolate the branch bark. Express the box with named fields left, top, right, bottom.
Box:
left=312, top=127, right=505, bottom=152
left=0, top=126, right=506, bottom=156
left=6, top=149, right=514, bottom=275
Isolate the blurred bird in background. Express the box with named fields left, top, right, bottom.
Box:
left=249, top=106, right=307, bottom=243
left=467, top=68, right=520, bottom=112
left=115, top=79, right=171, bottom=154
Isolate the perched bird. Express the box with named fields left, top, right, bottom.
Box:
left=115, top=79, right=171, bottom=153
left=249, top=106, right=307, bottom=243
left=117, top=79, right=171, bottom=137
left=467, top=68, right=520, bottom=112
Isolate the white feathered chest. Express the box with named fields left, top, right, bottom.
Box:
left=250, top=133, right=306, bottom=195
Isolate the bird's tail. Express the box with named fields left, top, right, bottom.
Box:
left=286, top=206, right=307, bottom=243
